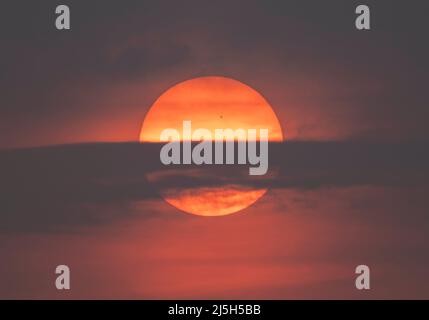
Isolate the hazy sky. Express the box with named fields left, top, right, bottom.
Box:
left=1, top=0, right=428, bottom=148
left=0, top=1, right=428, bottom=299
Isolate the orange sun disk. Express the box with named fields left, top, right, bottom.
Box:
left=140, top=76, right=283, bottom=216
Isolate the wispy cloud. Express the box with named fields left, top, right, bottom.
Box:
left=1, top=141, right=428, bottom=232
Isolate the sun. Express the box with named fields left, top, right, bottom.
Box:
left=140, top=76, right=283, bottom=216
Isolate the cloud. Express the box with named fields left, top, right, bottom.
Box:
left=0, top=141, right=428, bottom=232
